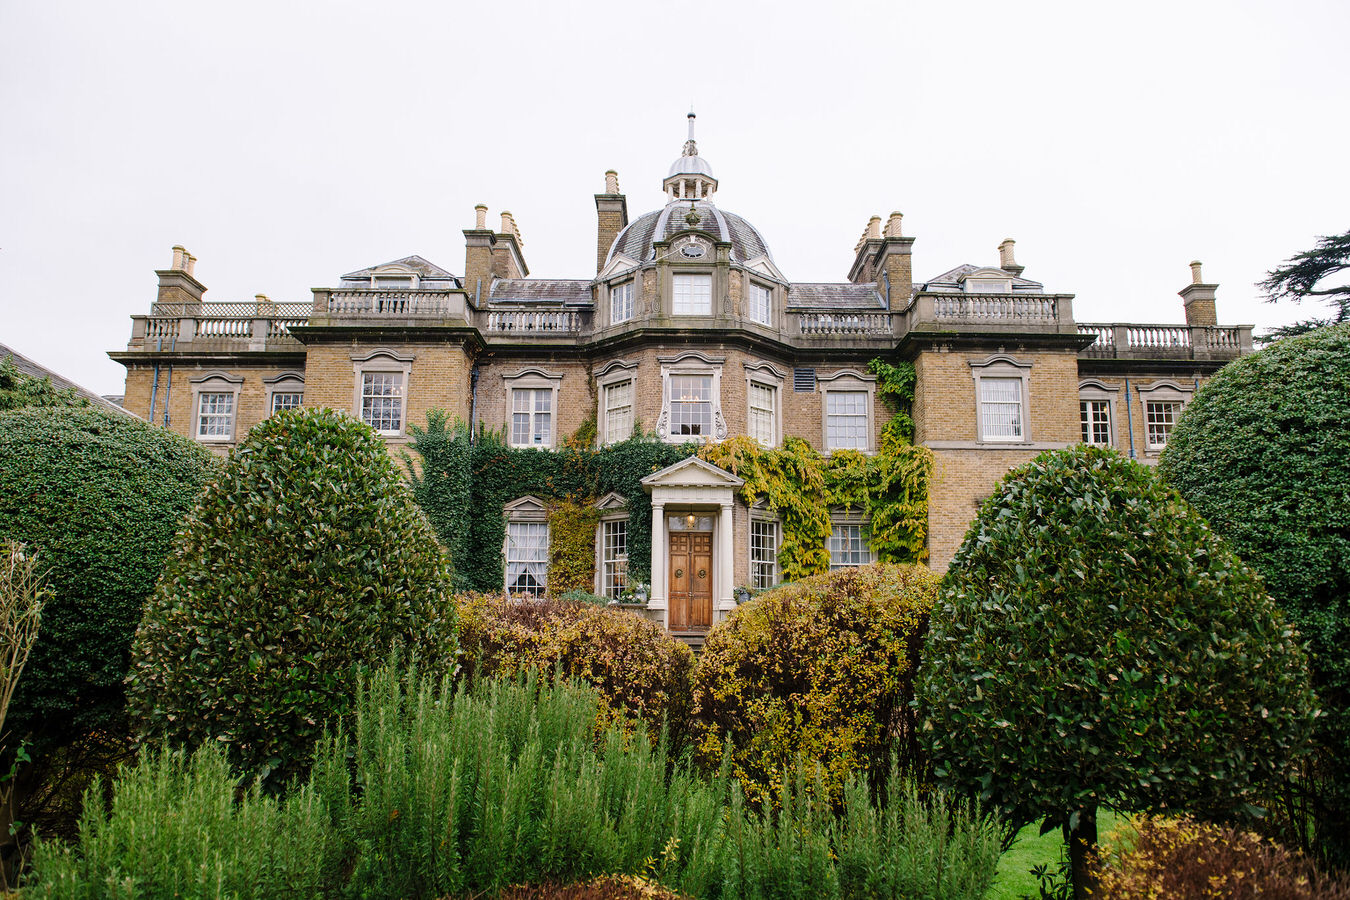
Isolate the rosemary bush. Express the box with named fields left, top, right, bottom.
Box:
left=30, top=669, right=1000, bottom=899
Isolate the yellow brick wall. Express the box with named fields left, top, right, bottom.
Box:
left=476, top=358, right=594, bottom=446
left=303, top=340, right=473, bottom=446
left=927, top=448, right=1044, bottom=569
left=119, top=361, right=303, bottom=453
left=915, top=348, right=1081, bottom=445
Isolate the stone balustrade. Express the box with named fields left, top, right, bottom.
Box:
left=1077, top=323, right=1252, bottom=359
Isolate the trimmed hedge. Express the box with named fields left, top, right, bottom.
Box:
left=919, top=445, right=1317, bottom=893
left=457, top=594, right=694, bottom=743
left=690, top=563, right=939, bottom=806
left=1160, top=323, right=1350, bottom=865
left=127, top=408, right=456, bottom=785
left=0, top=407, right=215, bottom=750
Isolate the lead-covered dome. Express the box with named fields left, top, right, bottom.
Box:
left=607, top=200, right=774, bottom=266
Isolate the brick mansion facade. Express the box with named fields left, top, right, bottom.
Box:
left=111, top=114, right=1251, bottom=633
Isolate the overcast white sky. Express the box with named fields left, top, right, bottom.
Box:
left=3, top=0, right=1347, bottom=396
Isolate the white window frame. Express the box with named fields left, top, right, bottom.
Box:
left=657, top=352, right=726, bottom=444
left=610, top=280, right=635, bottom=325
left=504, top=496, right=549, bottom=598
left=1137, top=380, right=1192, bottom=454
left=965, top=277, right=1012, bottom=293
left=502, top=368, right=563, bottom=449
left=593, top=492, right=629, bottom=600
left=819, top=370, right=877, bottom=452
left=743, top=362, right=785, bottom=448
left=263, top=372, right=304, bottom=417
left=828, top=509, right=872, bottom=570
left=352, top=350, right=413, bottom=437
left=748, top=282, right=773, bottom=326
left=969, top=355, right=1032, bottom=444
left=672, top=273, right=713, bottom=316
left=189, top=372, right=243, bottom=443
left=1078, top=380, right=1118, bottom=447
left=596, top=360, right=638, bottom=446
left=749, top=506, right=780, bottom=590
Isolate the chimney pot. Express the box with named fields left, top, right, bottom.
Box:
left=605, top=170, right=620, bottom=194
left=185, top=254, right=197, bottom=277
left=474, top=204, right=488, bottom=230
left=867, top=216, right=882, bottom=240
left=171, top=245, right=186, bottom=270
left=998, top=239, right=1017, bottom=268
left=500, top=211, right=512, bottom=234
left=886, top=211, right=903, bottom=238
left=1190, top=260, right=1204, bottom=284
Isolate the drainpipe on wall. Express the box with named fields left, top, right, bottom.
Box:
left=469, top=363, right=479, bottom=444
left=1124, top=377, right=1136, bottom=460
left=148, top=363, right=160, bottom=424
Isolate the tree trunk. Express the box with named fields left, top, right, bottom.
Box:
left=1065, top=805, right=1098, bottom=900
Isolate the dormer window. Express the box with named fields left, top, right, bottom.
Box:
left=611, top=281, right=634, bottom=324
left=370, top=266, right=420, bottom=290
left=965, top=277, right=1011, bottom=293
left=673, top=274, right=712, bottom=316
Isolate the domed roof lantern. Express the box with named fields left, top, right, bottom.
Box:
left=663, top=110, right=718, bottom=202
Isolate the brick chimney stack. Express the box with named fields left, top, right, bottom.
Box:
left=464, top=205, right=496, bottom=300
left=1179, top=259, right=1219, bottom=326
left=595, top=169, right=628, bottom=273
left=492, top=210, right=528, bottom=279
left=156, top=244, right=206, bottom=304
left=998, top=238, right=1025, bottom=276
left=850, top=212, right=915, bottom=310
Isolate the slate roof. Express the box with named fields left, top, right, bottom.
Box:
left=787, top=283, right=885, bottom=310
left=341, top=255, right=461, bottom=285
left=608, top=201, right=773, bottom=266
left=489, top=279, right=593, bottom=305
left=919, top=264, right=1045, bottom=293
left=1, top=342, right=133, bottom=415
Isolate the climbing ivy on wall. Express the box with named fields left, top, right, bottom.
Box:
left=406, top=416, right=693, bottom=593
left=406, top=356, right=929, bottom=591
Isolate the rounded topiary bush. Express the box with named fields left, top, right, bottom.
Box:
left=1159, top=324, right=1350, bottom=863
left=457, top=593, right=694, bottom=743
left=0, top=407, right=215, bottom=750
left=690, top=562, right=939, bottom=806
left=127, top=408, right=457, bottom=785
left=918, top=445, right=1316, bottom=895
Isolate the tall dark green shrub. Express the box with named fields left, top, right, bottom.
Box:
left=918, top=445, right=1316, bottom=899
left=1160, top=323, right=1350, bottom=867
left=127, top=408, right=456, bottom=786
left=0, top=407, right=214, bottom=750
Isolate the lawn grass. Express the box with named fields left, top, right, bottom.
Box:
left=987, top=810, right=1121, bottom=900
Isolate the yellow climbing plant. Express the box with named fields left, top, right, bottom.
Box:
left=697, top=430, right=932, bottom=582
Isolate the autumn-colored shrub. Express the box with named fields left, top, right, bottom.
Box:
left=1091, top=814, right=1350, bottom=899
left=456, top=594, right=694, bottom=743
left=497, top=874, right=691, bottom=900
left=690, top=562, right=938, bottom=806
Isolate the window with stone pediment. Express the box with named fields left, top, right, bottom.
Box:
left=657, top=353, right=726, bottom=444
left=190, top=372, right=243, bottom=443
left=969, top=355, right=1032, bottom=444
left=820, top=370, right=876, bottom=452
left=1137, top=380, right=1192, bottom=453
left=504, top=496, right=548, bottom=598
left=352, top=350, right=413, bottom=437
left=1079, top=380, right=1118, bottom=447
left=503, top=369, right=562, bottom=449
left=596, top=360, right=637, bottom=446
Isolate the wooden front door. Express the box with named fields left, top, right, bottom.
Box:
left=668, top=531, right=713, bottom=631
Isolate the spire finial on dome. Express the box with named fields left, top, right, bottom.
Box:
left=683, top=109, right=697, bottom=157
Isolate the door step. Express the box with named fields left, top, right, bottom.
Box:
left=668, top=630, right=709, bottom=654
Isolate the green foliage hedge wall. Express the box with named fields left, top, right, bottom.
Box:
left=128, top=408, right=457, bottom=786
left=0, top=407, right=215, bottom=752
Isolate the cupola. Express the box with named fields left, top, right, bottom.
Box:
left=662, top=111, right=718, bottom=202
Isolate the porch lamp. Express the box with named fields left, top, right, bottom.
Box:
left=686, top=513, right=697, bottom=528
